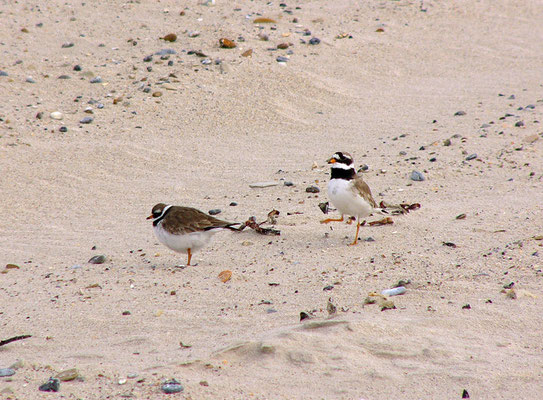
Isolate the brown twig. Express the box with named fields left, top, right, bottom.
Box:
left=0, top=335, right=32, bottom=347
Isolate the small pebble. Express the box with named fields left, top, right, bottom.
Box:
left=219, top=38, right=236, bottom=48
left=59, top=126, right=68, bottom=133
left=162, top=33, right=177, bottom=42
left=39, top=377, right=60, bottom=392
left=80, top=116, right=93, bottom=124
left=58, top=75, right=71, bottom=79
left=0, top=71, right=8, bottom=76
left=381, top=286, right=406, bottom=296
left=26, top=77, right=36, bottom=83
left=258, top=33, right=269, bottom=41
left=88, top=254, right=106, bottom=264
left=188, top=31, right=200, bottom=38
left=276, top=56, right=289, bottom=62
left=410, top=170, right=425, bottom=181
left=152, top=91, right=163, bottom=97
left=443, top=138, right=451, bottom=146
left=514, top=121, right=524, bottom=127
left=465, top=153, right=477, bottom=161
left=229, top=202, right=238, bottom=206
left=208, top=209, right=221, bottom=215
left=54, top=368, right=79, bottom=382
left=308, top=37, right=321, bottom=45
left=284, top=181, right=294, bottom=186
left=0, top=369, right=15, bottom=377
left=305, top=185, right=320, bottom=193
left=90, top=76, right=102, bottom=83
left=50, top=111, right=63, bottom=120
left=143, top=55, right=153, bottom=62
left=161, top=379, right=184, bottom=394
left=122, top=310, right=131, bottom=315
left=61, top=42, right=74, bottom=48
left=454, top=110, right=466, bottom=116
left=73, top=65, right=82, bottom=71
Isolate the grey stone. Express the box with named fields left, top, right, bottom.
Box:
left=410, top=170, right=425, bottom=181
left=88, top=254, right=106, bottom=264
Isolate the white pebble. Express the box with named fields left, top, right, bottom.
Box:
left=50, top=111, right=63, bottom=120
left=381, top=286, right=406, bottom=297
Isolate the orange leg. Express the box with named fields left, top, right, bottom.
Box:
left=186, top=248, right=192, bottom=266
left=321, top=215, right=344, bottom=224
left=349, top=218, right=361, bottom=246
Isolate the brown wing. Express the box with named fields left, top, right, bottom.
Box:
left=351, top=175, right=377, bottom=208
left=162, top=206, right=235, bottom=235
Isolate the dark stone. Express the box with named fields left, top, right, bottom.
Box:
left=59, top=126, right=68, bottom=133
left=454, top=110, right=466, bottom=116
left=229, top=202, right=238, bottom=206
left=73, top=65, right=82, bottom=71
left=323, top=285, right=334, bottom=291
left=465, top=153, right=477, bottom=161
left=208, top=209, right=221, bottom=215
left=143, top=55, right=153, bottom=62
left=276, top=56, right=289, bottom=62
left=515, top=121, right=524, bottom=127
left=39, top=377, right=60, bottom=392
left=305, top=185, right=320, bottom=193
left=308, top=37, right=321, bottom=45
left=161, top=379, right=184, bottom=394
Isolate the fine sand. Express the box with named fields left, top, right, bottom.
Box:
left=1, top=0, right=543, bottom=398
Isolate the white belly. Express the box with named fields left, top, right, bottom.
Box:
left=327, top=178, right=373, bottom=218
left=154, top=224, right=221, bottom=254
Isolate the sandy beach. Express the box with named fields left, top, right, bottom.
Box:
left=1, top=0, right=543, bottom=398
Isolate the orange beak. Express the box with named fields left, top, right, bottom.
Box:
left=146, top=215, right=154, bottom=220
left=327, top=158, right=337, bottom=164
